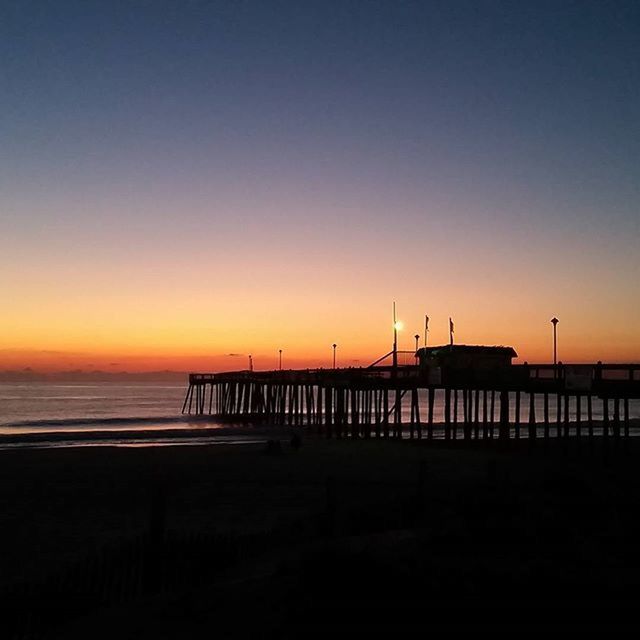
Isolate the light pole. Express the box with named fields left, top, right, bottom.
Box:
left=249, top=354, right=253, bottom=372
left=332, top=343, right=337, bottom=369
left=392, top=302, right=402, bottom=369
left=279, top=349, right=282, bottom=371
left=393, top=302, right=398, bottom=369
left=551, top=317, right=559, bottom=367
left=414, top=334, right=420, bottom=364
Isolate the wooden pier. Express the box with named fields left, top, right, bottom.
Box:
left=182, top=363, right=640, bottom=442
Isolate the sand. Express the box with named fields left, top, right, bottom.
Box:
left=2, top=436, right=640, bottom=636
left=0, top=436, right=490, bottom=584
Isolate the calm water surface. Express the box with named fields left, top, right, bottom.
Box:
left=0, top=382, right=253, bottom=448
left=1, top=382, right=639, bottom=448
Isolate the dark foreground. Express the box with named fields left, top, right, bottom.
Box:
left=2, top=436, right=640, bottom=637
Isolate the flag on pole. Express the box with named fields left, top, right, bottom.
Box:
left=449, top=317, right=454, bottom=345
left=424, top=315, right=429, bottom=347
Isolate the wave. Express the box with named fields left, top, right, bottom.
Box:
left=0, top=437, right=267, bottom=451
left=0, top=424, right=294, bottom=448
left=5, top=415, right=211, bottom=429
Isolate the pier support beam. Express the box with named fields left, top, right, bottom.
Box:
left=499, top=390, right=510, bottom=441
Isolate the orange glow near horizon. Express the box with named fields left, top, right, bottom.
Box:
left=2, top=294, right=639, bottom=374
left=2, top=177, right=639, bottom=374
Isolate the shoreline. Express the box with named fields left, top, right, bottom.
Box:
left=0, top=417, right=639, bottom=449
left=0, top=425, right=292, bottom=448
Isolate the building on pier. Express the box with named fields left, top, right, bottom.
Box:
left=416, top=345, right=517, bottom=385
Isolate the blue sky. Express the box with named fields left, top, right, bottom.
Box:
left=1, top=0, right=639, bottom=368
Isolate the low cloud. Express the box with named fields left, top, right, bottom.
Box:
left=0, top=349, right=86, bottom=356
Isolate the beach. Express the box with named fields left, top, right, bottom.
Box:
left=0, top=436, right=488, bottom=586
left=3, top=435, right=640, bottom=636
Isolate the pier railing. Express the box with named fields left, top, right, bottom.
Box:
left=189, top=363, right=640, bottom=390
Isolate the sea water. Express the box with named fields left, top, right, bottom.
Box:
left=0, top=382, right=264, bottom=449
left=1, top=382, right=639, bottom=449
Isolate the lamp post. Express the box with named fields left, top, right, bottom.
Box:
left=393, top=302, right=398, bottom=369
left=248, top=354, right=253, bottom=372
left=551, top=317, right=559, bottom=367
left=392, top=302, right=403, bottom=370
left=279, top=349, right=282, bottom=371
left=414, top=334, right=420, bottom=364
left=332, top=343, right=337, bottom=369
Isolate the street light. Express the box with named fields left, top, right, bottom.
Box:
left=248, top=354, right=253, bottom=372
left=414, top=334, right=420, bottom=364
left=392, top=302, right=402, bottom=369
left=279, top=349, right=282, bottom=371
left=551, top=317, right=559, bottom=367
left=332, top=343, right=337, bottom=369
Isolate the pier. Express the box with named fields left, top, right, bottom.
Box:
left=182, top=359, right=640, bottom=442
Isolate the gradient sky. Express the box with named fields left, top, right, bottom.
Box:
left=1, top=0, right=639, bottom=372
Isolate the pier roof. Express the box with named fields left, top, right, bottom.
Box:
left=416, top=345, right=518, bottom=358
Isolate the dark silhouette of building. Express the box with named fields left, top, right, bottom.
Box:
left=416, top=345, right=517, bottom=385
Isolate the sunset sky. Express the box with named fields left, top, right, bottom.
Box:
left=1, top=0, right=639, bottom=372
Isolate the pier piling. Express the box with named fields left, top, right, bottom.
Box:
left=180, top=364, right=639, bottom=445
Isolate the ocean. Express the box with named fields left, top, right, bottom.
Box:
left=1, top=382, right=639, bottom=449
left=0, top=382, right=269, bottom=449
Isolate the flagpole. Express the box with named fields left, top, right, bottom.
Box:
left=449, top=317, right=454, bottom=346
left=424, top=315, right=429, bottom=347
